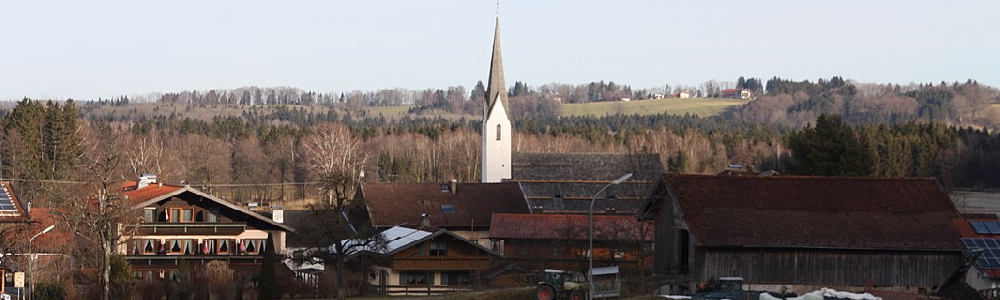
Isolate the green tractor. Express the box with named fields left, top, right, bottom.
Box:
left=535, top=269, right=587, bottom=300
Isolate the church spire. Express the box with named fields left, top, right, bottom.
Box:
left=481, top=13, right=512, bottom=183
left=485, top=15, right=510, bottom=120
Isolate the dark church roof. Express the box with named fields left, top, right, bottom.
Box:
left=512, top=152, right=663, bottom=214
left=485, top=16, right=510, bottom=120
left=512, top=152, right=663, bottom=181
left=657, top=174, right=964, bottom=251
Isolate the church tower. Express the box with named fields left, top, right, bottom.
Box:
left=482, top=14, right=512, bottom=183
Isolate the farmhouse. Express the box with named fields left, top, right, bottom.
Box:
left=119, top=175, right=294, bottom=281
left=640, top=174, right=965, bottom=293
left=720, top=88, right=751, bottom=99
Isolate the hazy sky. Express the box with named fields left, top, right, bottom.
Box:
left=2, top=0, right=998, bottom=101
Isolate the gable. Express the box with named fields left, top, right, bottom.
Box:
left=129, top=186, right=293, bottom=232
left=666, top=174, right=963, bottom=250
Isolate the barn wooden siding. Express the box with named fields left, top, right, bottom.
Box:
left=700, top=248, right=964, bottom=287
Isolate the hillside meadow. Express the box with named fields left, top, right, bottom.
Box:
left=559, top=98, right=744, bottom=117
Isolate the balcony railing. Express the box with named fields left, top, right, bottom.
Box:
left=125, top=223, right=247, bottom=235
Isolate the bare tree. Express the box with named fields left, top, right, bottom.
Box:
left=69, top=122, right=135, bottom=300
left=121, top=130, right=168, bottom=177
left=298, top=122, right=376, bottom=300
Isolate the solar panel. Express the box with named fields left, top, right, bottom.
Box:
left=986, top=222, right=1000, bottom=234
left=963, top=238, right=1000, bottom=270
left=973, top=221, right=991, bottom=234
left=0, top=187, right=16, bottom=211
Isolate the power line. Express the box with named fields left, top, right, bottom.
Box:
left=0, top=178, right=322, bottom=187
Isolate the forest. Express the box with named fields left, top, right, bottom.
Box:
left=2, top=76, right=1000, bottom=210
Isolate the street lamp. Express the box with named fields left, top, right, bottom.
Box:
left=589, top=173, right=631, bottom=300
left=28, top=224, right=55, bottom=300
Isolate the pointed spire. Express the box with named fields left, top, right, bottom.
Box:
left=485, top=15, right=510, bottom=120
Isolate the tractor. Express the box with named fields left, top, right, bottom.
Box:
left=535, top=269, right=587, bottom=300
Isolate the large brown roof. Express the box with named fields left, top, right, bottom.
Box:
left=512, top=153, right=663, bottom=214
left=362, top=182, right=528, bottom=228
left=663, top=174, right=963, bottom=250
left=489, top=213, right=652, bottom=241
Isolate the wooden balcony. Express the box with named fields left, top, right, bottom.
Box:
left=125, top=223, right=247, bottom=235
left=391, top=258, right=492, bottom=271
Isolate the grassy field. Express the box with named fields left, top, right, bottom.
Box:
left=365, top=105, right=414, bottom=119
left=560, top=98, right=745, bottom=118
left=364, top=98, right=745, bottom=120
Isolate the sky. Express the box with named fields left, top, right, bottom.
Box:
left=1, top=0, right=999, bottom=101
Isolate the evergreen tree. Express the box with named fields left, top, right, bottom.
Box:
left=258, top=233, right=279, bottom=300
left=788, top=114, right=872, bottom=176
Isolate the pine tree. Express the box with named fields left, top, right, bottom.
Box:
left=258, top=233, right=279, bottom=300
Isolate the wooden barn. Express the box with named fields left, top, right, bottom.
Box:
left=639, top=174, right=966, bottom=293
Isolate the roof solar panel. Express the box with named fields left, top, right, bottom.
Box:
left=973, top=221, right=991, bottom=234
left=0, top=188, right=16, bottom=211
left=961, top=238, right=1000, bottom=270
left=986, top=222, right=1000, bottom=234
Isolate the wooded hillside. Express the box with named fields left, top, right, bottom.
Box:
left=3, top=76, right=1000, bottom=208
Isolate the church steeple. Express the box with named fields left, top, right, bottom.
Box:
left=482, top=14, right=512, bottom=183
left=485, top=15, right=510, bottom=120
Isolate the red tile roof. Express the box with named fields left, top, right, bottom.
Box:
left=664, top=174, right=963, bottom=250
left=489, top=213, right=653, bottom=241
left=121, top=180, right=293, bottom=232
left=362, top=182, right=528, bottom=228
left=121, top=180, right=184, bottom=205
left=0, top=181, right=31, bottom=223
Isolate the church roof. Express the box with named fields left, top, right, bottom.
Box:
left=486, top=16, right=510, bottom=120
left=511, top=152, right=664, bottom=214
left=512, top=152, right=663, bottom=181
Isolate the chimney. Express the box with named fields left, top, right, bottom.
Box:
left=137, top=173, right=158, bottom=189
left=450, top=179, right=457, bottom=195
left=420, top=213, right=431, bottom=227
left=271, top=205, right=286, bottom=254
left=271, top=206, right=284, bottom=223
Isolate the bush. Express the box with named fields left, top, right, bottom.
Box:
left=33, top=280, right=66, bottom=300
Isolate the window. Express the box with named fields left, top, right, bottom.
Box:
left=245, top=240, right=257, bottom=254
left=207, top=209, right=219, bottom=223
left=143, top=207, right=155, bottom=222
left=169, top=208, right=194, bottom=223
left=167, top=239, right=194, bottom=254
left=218, top=239, right=231, bottom=254
left=430, top=241, right=447, bottom=256
left=441, top=271, right=472, bottom=286
left=143, top=240, right=156, bottom=255
left=203, top=239, right=216, bottom=255
left=496, top=124, right=501, bottom=141
left=400, top=272, right=430, bottom=285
